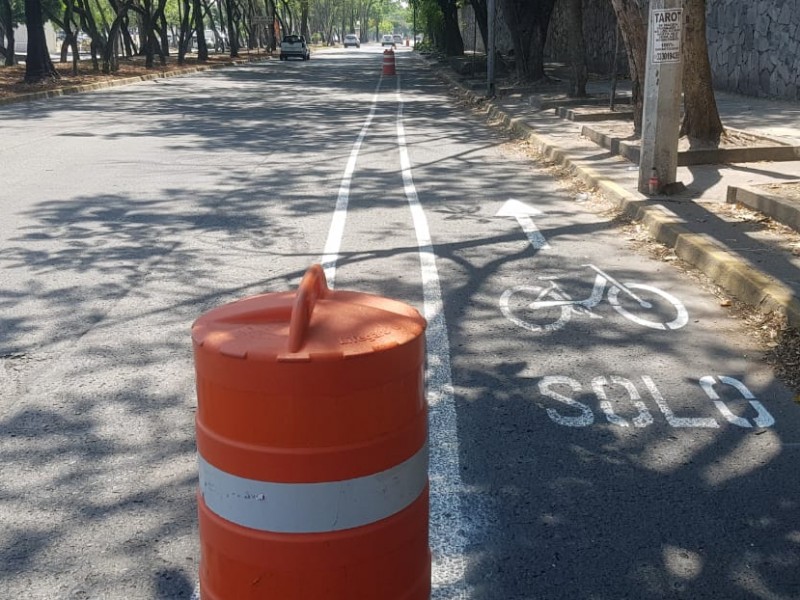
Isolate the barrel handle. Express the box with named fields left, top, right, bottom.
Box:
left=287, top=264, right=329, bottom=353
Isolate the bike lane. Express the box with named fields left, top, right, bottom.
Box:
left=309, top=65, right=474, bottom=598
left=397, top=57, right=800, bottom=599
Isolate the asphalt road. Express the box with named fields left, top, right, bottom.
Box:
left=1, top=45, right=799, bottom=599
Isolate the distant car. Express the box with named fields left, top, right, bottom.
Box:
left=393, top=34, right=403, bottom=45
left=204, top=29, right=226, bottom=52
left=381, top=34, right=395, bottom=47
left=280, top=34, right=310, bottom=60
left=344, top=34, right=360, bottom=48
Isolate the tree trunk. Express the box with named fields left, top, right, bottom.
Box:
left=609, top=0, right=648, bottom=135
left=564, top=0, right=587, bottom=97
left=194, top=0, right=208, bottom=60
left=499, top=0, right=555, bottom=81
left=155, top=0, right=170, bottom=59
left=265, top=0, right=275, bottom=50
left=92, top=0, right=113, bottom=63
left=178, top=0, right=191, bottom=63
left=216, top=0, right=227, bottom=49
left=59, top=0, right=78, bottom=66
left=140, top=0, right=155, bottom=67
left=436, top=0, right=464, bottom=56
left=122, top=16, right=137, bottom=56
left=469, top=0, right=488, bottom=50
left=225, top=0, right=239, bottom=57
left=1, top=0, right=16, bottom=66
left=300, top=0, right=309, bottom=40
left=24, top=0, right=59, bottom=83
left=102, top=10, right=129, bottom=73
left=680, top=0, right=723, bottom=142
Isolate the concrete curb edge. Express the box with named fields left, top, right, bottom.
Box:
left=0, top=56, right=272, bottom=106
left=727, top=183, right=800, bottom=234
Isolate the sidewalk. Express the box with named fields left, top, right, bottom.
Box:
left=434, top=61, right=800, bottom=328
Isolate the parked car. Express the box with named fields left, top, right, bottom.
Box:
left=280, top=34, right=310, bottom=60
left=344, top=34, right=360, bottom=48
left=381, top=34, right=395, bottom=47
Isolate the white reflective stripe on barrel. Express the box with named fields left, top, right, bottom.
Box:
left=199, top=443, right=428, bottom=533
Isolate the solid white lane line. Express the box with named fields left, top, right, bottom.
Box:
left=319, top=76, right=384, bottom=288
left=395, top=75, right=474, bottom=599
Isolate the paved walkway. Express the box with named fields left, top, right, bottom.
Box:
left=434, top=62, right=800, bottom=328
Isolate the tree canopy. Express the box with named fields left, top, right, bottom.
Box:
left=1, top=0, right=412, bottom=78
left=1, top=0, right=728, bottom=142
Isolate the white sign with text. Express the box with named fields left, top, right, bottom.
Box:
left=652, top=8, right=683, bottom=63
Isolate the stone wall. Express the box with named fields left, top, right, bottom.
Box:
left=545, top=0, right=628, bottom=76
left=707, top=0, right=799, bottom=99
left=543, top=0, right=799, bottom=100
left=459, top=4, right=514, bottom=56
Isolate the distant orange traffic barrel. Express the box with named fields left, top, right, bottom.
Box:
left=192, top=264, right=430, bottom=599
left=382, top=48, right=396, bottom=76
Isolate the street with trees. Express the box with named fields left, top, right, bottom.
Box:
left=408, top=0, right=724, bottom=144
left=0, top=0, right=413, bottom=80
left=0, top=0, right=737, bottom=144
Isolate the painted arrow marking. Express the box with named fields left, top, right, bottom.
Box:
left=495, top=198, right=551, bottom=250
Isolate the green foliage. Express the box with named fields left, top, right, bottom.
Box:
left=382, top=0, right=407, bottom=33
left=366, top=0, right=408, bottom=34
left=40, top=0, right=63, bottom=22
left=6, top=0, right=25, bottom=24
left=415, top=0, right=441, bottom=35
left=375, top=17, right=392, bottom=33
left=162, top=0, right=183, bottom=29
left=5, top=0, right=417, bottom=57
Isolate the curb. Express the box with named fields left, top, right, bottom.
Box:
left=580, top=123, right=800, bottom=166
left=435, top=66, right=800, bottom=328
left=556, top=105, right=634, bottom=122
left=0, top=56, right=272, bottom=106
left=727, top=182, right=800, bottom=234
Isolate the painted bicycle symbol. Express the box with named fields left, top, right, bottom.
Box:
left=499, top=264, right=689, bottom=333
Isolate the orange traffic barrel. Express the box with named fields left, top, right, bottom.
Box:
left=382, top=48, right=396, bottom=76
left=192, top=264, right=430, bottom=599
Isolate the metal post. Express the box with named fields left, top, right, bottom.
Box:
left=412, top=0, right=416, bottom=48
left=609, top=24, right=620, bottom=111
left=639, top=0, right=684, bottom=194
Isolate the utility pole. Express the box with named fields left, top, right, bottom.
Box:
left=487, top=0, right=495, bottom=97
left=639, top=0, right=684, bottom=194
